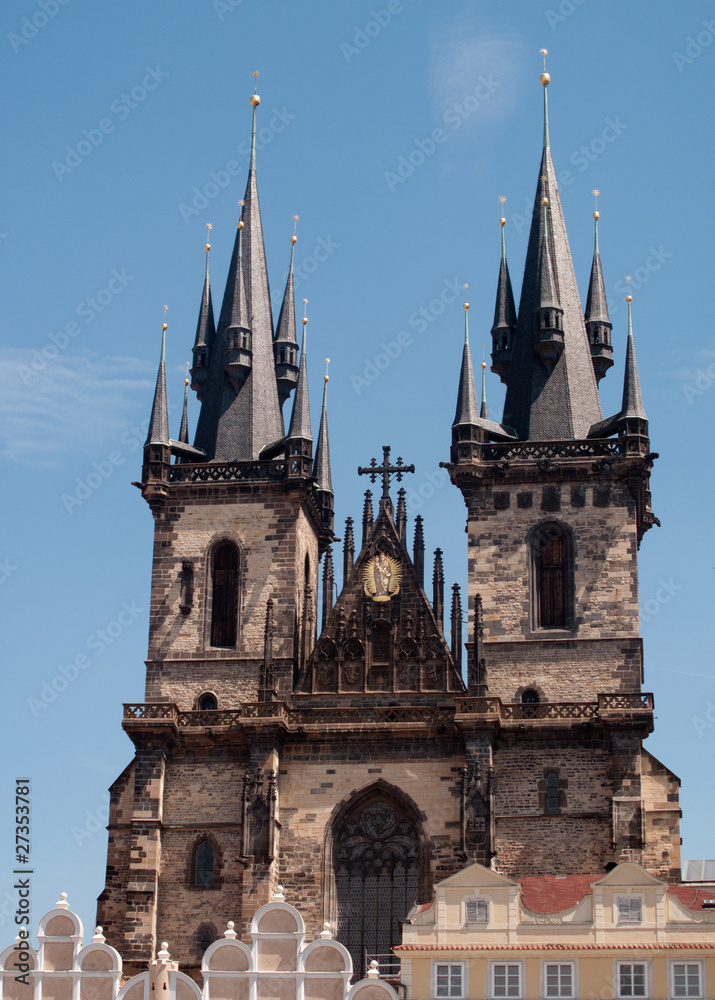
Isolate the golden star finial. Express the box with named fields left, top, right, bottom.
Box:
left=324, top=358, right=330, bottom=383
left=185, top=361, right=190, bottom=386
left=302, top=298, right=308, bottom=325
left=204, top=222, right=212, bottom=252
left=162, top=305, right=168, bottom=331
left=592, top=189, right=600, bottom=220
left=463, top=283, right=469, bottom=311
left=291, top=215, right=299, bottom=244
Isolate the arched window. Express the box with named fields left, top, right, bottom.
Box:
left=198, top=692, right=217, bottom=711
left=194, top=839, right=215, bottom=887
left=371, top=620, right=391, bottom=664
left=546, top=772, right=559, bottom=814
left=531, top=522, right=573, bottom=630
left=211, top=541, right=239, bottom=648
left=197, top=923, right=217, bottom=956
left=332, top=787, right=425, bottom=979
left=521, top=689, right=539, bottom=705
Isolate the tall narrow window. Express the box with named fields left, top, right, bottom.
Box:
left=194, top=840, right=215, bottom=887
left=532, top=523, right=572, bottom=630
left=546, top=772, right=559, bottom=814
left=211, top=542, right=239, bottom=648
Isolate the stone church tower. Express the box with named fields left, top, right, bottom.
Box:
left=97, top=73, right=681, bottom=982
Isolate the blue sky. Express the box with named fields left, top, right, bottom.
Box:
left=1, top=0, right=714, bottom=943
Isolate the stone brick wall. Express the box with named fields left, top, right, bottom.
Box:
left=640, top=748, right=682, bottom=881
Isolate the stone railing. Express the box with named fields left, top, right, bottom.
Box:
left=480, top=438, right=621, bottom=463
left=169, top=460, right=288, bottom=484
left=124, top=693, right=653, bottom=732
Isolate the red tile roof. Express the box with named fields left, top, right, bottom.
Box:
left=518, top=874, right=598, bottom=913
left=668, top=885, right=715, bottom=910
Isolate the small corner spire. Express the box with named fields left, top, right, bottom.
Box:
left=584, top=191, right=614, bottom=384
left=621, top=283, right=646, bottom=421
left=491, top=200, right=517, bottom=385
left=452, top=288, right=480, bottom=427
left=480, top=345, right=488, bottom=420
left=178, top=363, right=190, bottom=445
left=146, top=307, right=170, bottom=447
left=190, top=226, right=216, bottom=401
left=343, top=516, right=355, bottom=583
left=432, top=548, right=444, bottom=633
left=396, top=487, right=407, bottom=548
left=287, top=298, right=312, bottom=443
left=275, top=216, right=301, bottom=409
left=413, top=515, right=425, bottom=587
left=540, top=49, right=550, bottom=148
left=362, top=490, right=374, bottom=545
left=450, top=582, right=463, bottom=672
left=313, top=357, right=333, bottom=497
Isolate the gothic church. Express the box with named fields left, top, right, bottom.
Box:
left=97, top=70, right=681, bottom=981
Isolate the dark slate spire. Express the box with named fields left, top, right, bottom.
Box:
left=178, top=370, right=190, bottom=445
left=193, top=88, right=283, bottom=461
left=313, top=361, right=332, bottom=494
left=621, top=294, right=646, bottom=421
left=343, top=517, right=355, bottom=584
left=274, top=219, right=300, bottom=410
left=413, top=516, right=425, bottom=588
left=491, top=211, right=517, bottom=384
left=501, top=69, right=603, bottom=441
left=452, top=300, right=480, bottom=428
left=432, top=548, right=444, bottom=633
left=145, top=317, right=170, bottom=447
left=584, top=197, right=614, bottom=383
left=479, top=354, right=488, bottom=420
left=287, top=302, right=312, bottom=444
left=190, top=231, right=216, bottom=402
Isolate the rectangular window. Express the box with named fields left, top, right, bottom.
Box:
left=671, top=963, right=702, bottom=999
left=618, top=963, right=647, bottom=998
left=435, top=963, right=464, bottom=999
left=617, top=896, right=643, bottom=923
left=544, top=963, right=575, bottom=998
left=465, top=897, right=489, bottom=923
left=492, top=963, right=522, bottom=999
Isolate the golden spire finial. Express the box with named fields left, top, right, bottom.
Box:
left=481, top=344, right=487, bottom=371
left=205, top=222, right=212, bottom=252
left=540, top=48, right=550, bottom=86
left=250, top=71, right=261, bottom=106
left=499, top=195, right=507, bottom=226
left=463, top=283, right=469, bottom=310
left=626, top=276, right=632, bottom=303
left=237, top=200, right=245, bottom=230
left=291, top=214, right=299, bottom=245
left=302, top=298, right=308, bottom=325
left=592, top=189, right=600, bottom=221
left=162, top=305, right=168, bottom=331
left=324, top=357, right=330, bottom=383
left=184, top=361, right=190, bottom=387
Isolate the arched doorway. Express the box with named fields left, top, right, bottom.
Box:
left=331, top=786, right=425, bottom=978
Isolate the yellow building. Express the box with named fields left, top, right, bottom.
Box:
left=397, top=863, right=715, bottom=1000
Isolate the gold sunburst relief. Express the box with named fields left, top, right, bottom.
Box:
left=363, top=553, right=402, bottom=602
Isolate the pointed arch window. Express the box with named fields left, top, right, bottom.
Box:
left=198, top=692, right=217, bottom=711
left=332, top=787, right=426, bottom=979
left=531, top=522, right=573, bottom=631
left=193, top=839, right=215, bottom=887
left=210, top=541, right=239, bottom=648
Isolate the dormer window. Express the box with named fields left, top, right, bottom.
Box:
left=617, top=896, right=642, bottom=923
left=464, top=897, right=489, bottom=924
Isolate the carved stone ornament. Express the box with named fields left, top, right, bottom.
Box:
left=363, top=553, right=402, bottom=602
